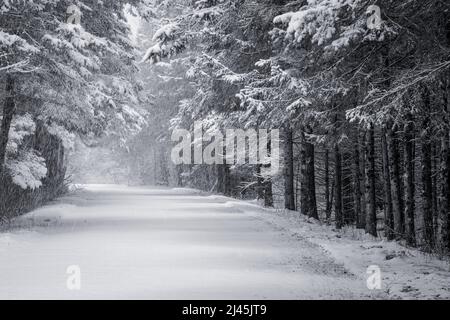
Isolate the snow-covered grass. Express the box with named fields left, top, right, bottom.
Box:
left=0, top=185, right=448, bottom=300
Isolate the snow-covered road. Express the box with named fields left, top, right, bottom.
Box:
left=0, top=185, right=400, bottom=299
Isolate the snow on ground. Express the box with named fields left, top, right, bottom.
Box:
left=217, top=198, right=450, bottom=300
left=0, top=185, right=448, bottom=300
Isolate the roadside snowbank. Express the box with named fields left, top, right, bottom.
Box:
left=216, top=197, right=450, bottom=300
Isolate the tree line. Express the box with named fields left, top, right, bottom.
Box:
left=0, top=0, right=150, bottom=220
left=135, top=0, right=449, bottom=253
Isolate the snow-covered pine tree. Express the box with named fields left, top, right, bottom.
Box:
left=272, top=0, right=449, bottom=246
left=1, top=0, right=148, bottom=214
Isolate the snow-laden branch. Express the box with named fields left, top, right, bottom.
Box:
left=0, top=60, right=30, bottom=72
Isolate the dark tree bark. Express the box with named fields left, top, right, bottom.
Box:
left=306, top=136, right=318, bottom=220
left=300, top=131, right=309, bottom=216
left=438, top=133, right=450, bottom=251
left=422, top=137, right=435, bottom=249
left=438, top=74, right=450, bottom=251
left=0, top=74, right=16, bottom=174
left=358, top=130, right=367, bottom=229
left=177, top=165, right=184, bottom=187
left=421, top=88, right=435, bottom=249
left=325, top=149, right=332, bottom=221
left=343, top=152, right=354, bottom=224
left=378, top=45, right=393, bottom=238
left=264, top=178, right=274, bottom=207
left=353, top=133, right=362, bottom=228
left=441, top=18, right=450, bottom=252
left=388, top=124, right=405, bottom=238
left=382, top=128, right=394, bottom=240
left=216, top=164, right=224, bottom=193
left=334, top=144, right=343, bottom=229
left=262, top=137, right=274, bottom=208
left=284, top=128, right=295, bottom=210
left=404, top=113, right=416, bottom=247
left=295, top=158, right=301, bottom=209
left=224, top=164, right=232, bottom=196
left=365, top=124, right=377, bottom=237
left=432, top=143, right=439, bottom=236
left=300, top=128, right=318, bottom=219
left=159, top=148, right=169, bottom=186
left=256, top=164, right=264, bottom=200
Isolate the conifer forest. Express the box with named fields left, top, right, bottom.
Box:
left=1, top=0, right=449, bottom=301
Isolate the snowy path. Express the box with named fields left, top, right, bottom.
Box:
left=0, top=185, right=390, bottom=299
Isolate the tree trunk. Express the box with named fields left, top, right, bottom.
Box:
left=441, top=19, right=450, bottom=253
left=159, top=148, right=169, bottom=186
left=216, top=164, right=224, bottom=193
left=264, top=178, right=274, bottom=208
left=0, top=74, right=16, bottom=174
left=300, top=128, right=318, bottom=219
left=224, top=164, right=231, bottom=196
left=300, top=130, right=309, bottom=216
left=421, top=88, right=435, bottom=250
left=432, top=143, right=439, bottom=236
left=438, top=74, right=450, bottom=252
left=263, top=137, right=273, bottom=208
left=325, top=149, right=332, bottom=221
left=177, top=165, right=184, bottom=187
left=306, top=131, right=318, bottom=219
left=334, top=144, right=343, bottom=229
left=388, top=124, right=405, bottom=238
left=343, top=152, right=355, bottom=225
left=284, top=128, right=295, bottom=210
left=404, top=113, right=416, bottom=247
left=295, top=154, right=301, bottom=209
left=382, top=128, right=394, bottom=240
left=422, top=138, right=435, bottom=249
left=438, top=133, right=450, bottom=251
left=358, top=130, right=367, bottom=229
left=353, top=134, right=362, bottom=228
left=365, top=124, right=377, bottom=237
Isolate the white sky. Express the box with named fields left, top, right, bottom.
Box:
left=125, top=6, right=141, bottom=45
